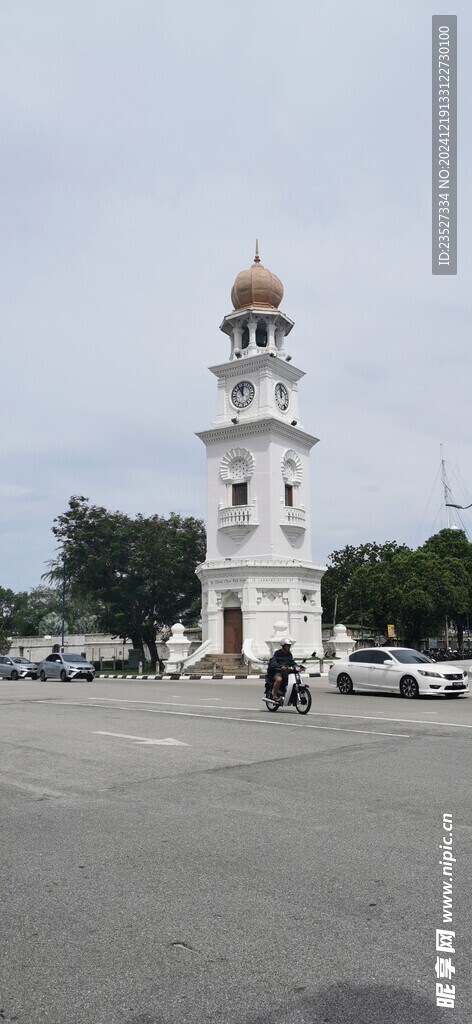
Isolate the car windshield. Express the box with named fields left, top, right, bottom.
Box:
left=63, top=655, right=87, bottom=663
left=391, top=649, right=432, bottom=664
left=12, top=657, right=31, bottom=664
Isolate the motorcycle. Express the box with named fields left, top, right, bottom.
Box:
left=262, top=663, right=312, bottom=715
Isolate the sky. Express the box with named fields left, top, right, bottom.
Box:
left=1, top=0, right=471, bottom=591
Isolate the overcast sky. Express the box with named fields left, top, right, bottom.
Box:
left=1, top=0, right=471, bottom=591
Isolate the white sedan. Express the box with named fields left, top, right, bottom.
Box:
left=328, top=647, right=469, bottom=699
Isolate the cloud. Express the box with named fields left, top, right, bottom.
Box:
left=0, top=483, right=31, bottom=499
left=0, top=0, right=470, bottom=589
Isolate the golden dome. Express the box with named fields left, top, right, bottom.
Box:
left=231, top=242, right=284, bottom=311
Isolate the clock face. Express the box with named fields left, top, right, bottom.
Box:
left=275, top=382, right=289, bottom=411
left=231, top=380, right=255, bottom=409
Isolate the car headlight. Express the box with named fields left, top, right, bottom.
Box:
left=418, top=669, right=442, bottom=678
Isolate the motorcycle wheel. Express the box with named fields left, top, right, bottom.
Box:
left=295, top=687, right=312, bottom=715
left=266, top=699, right=281, bottom=712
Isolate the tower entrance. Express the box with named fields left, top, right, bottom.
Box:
left=223, top=608, right=242, bottom=653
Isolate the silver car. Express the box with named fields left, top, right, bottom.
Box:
left=0, top=655, right=38, bottom=680
left=37, top=652, right=95, bottom=682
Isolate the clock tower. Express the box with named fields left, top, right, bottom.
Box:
left=196, top=245, right=325, bottom=661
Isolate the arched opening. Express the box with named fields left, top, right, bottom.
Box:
left=256, top=322, right=267, bottom=347
left=241, top=325, right=249, bottom=349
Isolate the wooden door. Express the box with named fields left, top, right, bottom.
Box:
left=224, top=608, right=242, bottom=653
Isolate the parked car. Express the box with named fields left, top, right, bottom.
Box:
left=328, top=647, right=469, bottom=699
left=37, top=652, right=95, bottom=682
left=0, top=655, right=38, bottom=680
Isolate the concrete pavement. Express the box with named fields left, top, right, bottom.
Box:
left=0, top=677, right=471, bottom=1023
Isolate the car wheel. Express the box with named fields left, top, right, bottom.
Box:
left=86, top=673, right=94, bottom=682
left=400, top=675, right=419, bottom=699
left=32, top=673, right=38, bottom=680
left=10, top=670, right=19, bottom=681
left=60, top=669, right=67, bottom=682
left=337, top=672, right=354, bottom=695
left=40, top=670, right=47, bottom=682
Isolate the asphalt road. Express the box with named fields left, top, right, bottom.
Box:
left=1, top=677, right=471, bottom=1024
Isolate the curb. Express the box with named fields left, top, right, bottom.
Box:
left=96, top=673, right=322, bottom=681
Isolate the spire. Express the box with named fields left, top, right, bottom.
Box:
left=254, top=239, right=261, bottom=264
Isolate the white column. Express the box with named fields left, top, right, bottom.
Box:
left=275, top=327, right=285, bottom=354
left=232, top=325, right=243, bottom=358
left=267, top=322, right=276, bottom=352
left=214, top=377, right=226, bottom=422
left=248, top=317, right=257, bottom=353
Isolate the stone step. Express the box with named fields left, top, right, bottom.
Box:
left=198, top=654, right=243, bottom=663
left=189, top=654, right=249, bottom=675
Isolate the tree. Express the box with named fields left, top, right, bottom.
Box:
left=322, top=530, right=472, bottom=649
left=11, top=586, right=62, bottom=636
left=0, top=624, right=10, bottom=655
left=4, top=585, right=100, bottom=638
left=339, top=540, right=471, bottom=648
left=322, top=541, right=411, bottom=625
left=0, top=586, right=15, bottom=653
left=48, top=497, right=206, bottom=670
left=422, top=529, right=472, bottom=646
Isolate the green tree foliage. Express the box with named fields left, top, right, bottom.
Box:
left=321, top=542, right=410, bottom=625
left=0, top=624, right=10, bottom=655
left=322, top=529, right=472, bottom=647
left=49, top=496, right=206, bottom=669
left=422, top=529, right=472, bottom=646
left=10, top=586, right=61, bottom=635
left=0, top=596, right=13, bottom=656
left=0, top=587, right=16, bottom=653
left=3, top=585, right=100, bottom=638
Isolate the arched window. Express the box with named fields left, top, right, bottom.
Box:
left=256, top=322, right=267, bottom=347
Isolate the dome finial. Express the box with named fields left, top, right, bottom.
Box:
left=230, top=246, right=284, bottom=310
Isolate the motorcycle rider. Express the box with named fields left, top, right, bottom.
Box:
left=265, top=637, right=297, bottom=704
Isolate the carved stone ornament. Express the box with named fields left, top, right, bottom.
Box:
left=281, top=449, right=302, bottom=485
left=256, top=589, right=288, bottom=605
left=219, top=447, right=255, bottom=482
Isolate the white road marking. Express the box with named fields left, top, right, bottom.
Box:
left=94, top=732, right=188, bottom=746
left=86, top=695, right=466, bottom=729
left=171, top=696, right=221, bottom=701
left=35, top=701, right=409, bottom=738
left=89, top=696, right=272, bottom=711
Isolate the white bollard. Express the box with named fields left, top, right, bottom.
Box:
left=328, top=624, right=356, bottom=661
left=164, top=623, right=191, bottom=674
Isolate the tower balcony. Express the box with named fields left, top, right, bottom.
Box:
left=218, top=504, right=258, bottom=544
left=280, top=506, right=306, bottom=541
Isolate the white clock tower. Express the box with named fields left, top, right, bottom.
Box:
left=196, top=245, right=325, bottom=661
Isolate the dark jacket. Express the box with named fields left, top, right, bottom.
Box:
left=267, top=647, right=296, bottom=680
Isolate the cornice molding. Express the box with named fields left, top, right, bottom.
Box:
left=208, top=354, right=305, bottom=384
left=196, top=557, right=326, bottom=577
left=196, top=417, right=318, bottom=450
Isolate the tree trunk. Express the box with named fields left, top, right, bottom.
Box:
left=147, top=639, right=158, bottom=672
left=456, top=620, right=463, bottom=650
left=130, top=631, right=145, bottom=668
